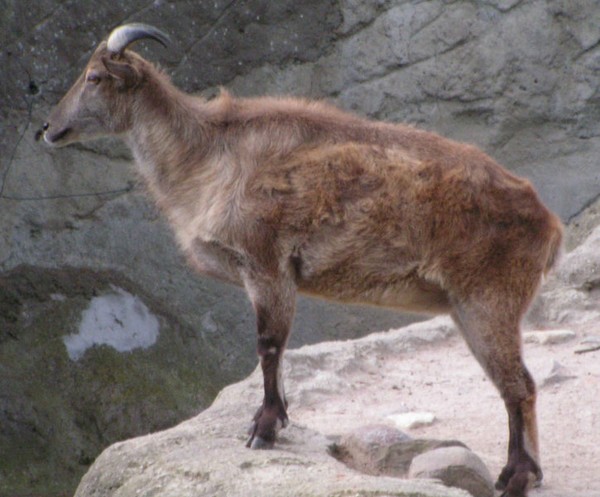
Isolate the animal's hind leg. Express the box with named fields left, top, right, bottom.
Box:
left=451, top=300, right=542, bottom=497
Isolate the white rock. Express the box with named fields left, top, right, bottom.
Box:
left=523, top=329, right=576, bottom=345
left=387, top=411, right=436, bottom=429
left=541, top=360, right=577, bottom=387
left=580, top=335, right=600, bottom=345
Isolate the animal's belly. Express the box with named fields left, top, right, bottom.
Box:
left=296, top=267, right=450, bottom=314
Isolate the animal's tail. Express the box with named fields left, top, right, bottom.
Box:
left=543, top=212, right=564, bottom=276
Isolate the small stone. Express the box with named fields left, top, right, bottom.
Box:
left=347, top=424, right=412, bottom=447
left=541, top=360, right=577, bottom=387
left=580, top=335, right=600, bottom=345
left=523, top=329, right=576, bottom=345
left=330, top=424, right=411, bottom=475
left=387, top=412, right=436, bottom=429
left=575, top=335, right=600, bottom=354
left=332, top=424, right=466, bottom=477
left=409, top=446, right=494, bottom=497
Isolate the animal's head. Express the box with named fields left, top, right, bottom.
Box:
left=42, top=23, right=169, bottom=147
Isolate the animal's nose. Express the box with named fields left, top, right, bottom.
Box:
left=35, top=122, right=50, bottom=142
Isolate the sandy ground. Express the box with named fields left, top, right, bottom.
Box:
left=291, top=325, right=600, bottom=497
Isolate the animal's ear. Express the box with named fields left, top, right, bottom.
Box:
left=101, top=56, right=142, bottom=89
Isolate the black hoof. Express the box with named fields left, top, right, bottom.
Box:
left=496, top=467, right=543, bottom=497
left=247, top=435, right=274, bottom=450
left=245, top=401, right=288, bottom=449
left=496, top=456, right=542, bottom=493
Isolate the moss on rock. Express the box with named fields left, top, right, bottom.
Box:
left=0, top=265, right=221, bottom=497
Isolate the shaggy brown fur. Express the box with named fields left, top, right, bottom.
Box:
left=44, top=28, right=563, bottom=497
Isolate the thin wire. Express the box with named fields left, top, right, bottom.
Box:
left=1, top=63, right=135, bottom=203
left=1, top=184, right=134, bottom=201
left=0, top=95, right=34, bottom=198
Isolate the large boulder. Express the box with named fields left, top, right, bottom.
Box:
left=72, top=318, right=469, bottom=497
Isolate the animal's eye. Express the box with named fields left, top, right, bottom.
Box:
left=86, top=72, right=101, bottom=84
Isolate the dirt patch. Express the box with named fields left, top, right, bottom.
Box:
left=291, top=325, right=600, bottom=497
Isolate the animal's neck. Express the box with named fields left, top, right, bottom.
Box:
left=125, top=76, right=209, bottom=199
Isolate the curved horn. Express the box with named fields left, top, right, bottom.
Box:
left=106, top=23, right=170, bottom=55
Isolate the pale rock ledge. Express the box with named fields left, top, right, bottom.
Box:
left=74, top=318, right=470, bottom=497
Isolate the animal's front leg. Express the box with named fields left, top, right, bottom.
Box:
left=244, top=274, right=296, bottom=449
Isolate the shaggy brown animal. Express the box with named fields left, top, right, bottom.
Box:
left=43, top=24, right=563, bottom=497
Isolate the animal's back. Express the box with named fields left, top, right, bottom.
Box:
left=249, top=130, right=561, bottom=311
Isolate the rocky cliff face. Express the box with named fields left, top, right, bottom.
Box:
left=1, top=1, right=600, bottom=496
left=72, top=318, right=474, bottom=497
left=0, top=266, right=222, bottom=495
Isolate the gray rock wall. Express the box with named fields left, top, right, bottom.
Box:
left=3, top=0, right=600, bottom=350
left=3, top=0, right=598, bottom=350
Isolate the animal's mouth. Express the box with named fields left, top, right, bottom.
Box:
left=44, top=127, right=72, bottom=145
